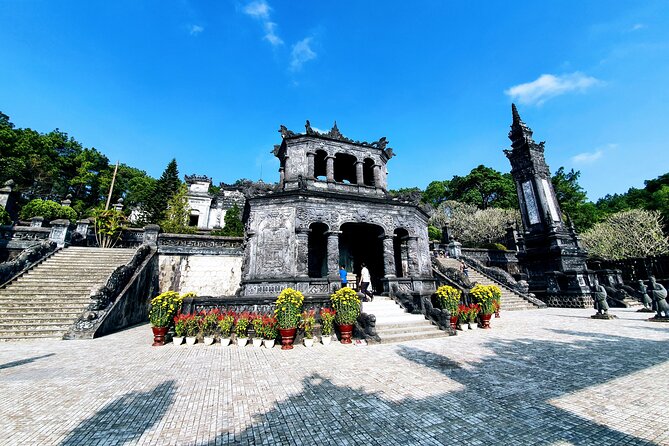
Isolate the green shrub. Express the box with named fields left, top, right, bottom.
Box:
left=0, top=206, right=11, bottom=225
left=428, top=225, right=442, bottom=241
left=482, top=242, right=507, bottom=251
left=19, top=199, right=78, bottom=223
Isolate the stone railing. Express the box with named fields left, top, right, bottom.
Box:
left=460, top=248, right=520, bottom=275
left=0, top=224, right=51, bottom=251
left=0, top=240, right=58, bottom=286
left=157, top=233, right=244, bottom=255
left=65, top=244, right=159, bottom=339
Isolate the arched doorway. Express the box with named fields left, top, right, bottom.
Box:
left=363, top=158, right=375, bottom=186
left=393, top=228, right=409, bottom=277
left=339, top=222, right=384, bottom=292
left=314, top=150, right=327, bottom=180
left=308, top=223, right=328, bottom=278
left=334, top=153, right=357, bottom=184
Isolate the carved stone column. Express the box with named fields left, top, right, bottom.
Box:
left=143, top=224, right=160, bottom=246
left=306, top=152, right=315, bottom=178
left=49, top=219, right=71, bottom=248
left=283, top=155, right=291, bottom=182
left=381, top=235, right=396, bottom=278
left=326, top=156, right=335, bottom=183
left=373, top=164, right=381, bottom=188
left=278, top=167, right=285, bottom=187
left=406, top=236, right=419, bottom=276
left=326, top=231, right=341, bottom=279
left=355, top=161, right=364, bottom=185
left=295, top=228, right=310, bottom=277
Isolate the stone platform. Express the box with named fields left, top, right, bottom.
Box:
left=0, top=307, right=668, bottom=445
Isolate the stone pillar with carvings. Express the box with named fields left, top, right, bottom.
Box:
left=143, top=224, right=160, bottom=246
left=355, top=161, right=364, bottom=185
left=306, top=152, right=315, bottom=178
left=373, top=164, right=382, bottom=188
left=295, top=228, right=310, bottom=277
left=49, top=219, right=71, bottom=248
left=326, top=156, right=335, bottom=183
left=406, top=236, right=419, bottom=276
left=326, top=231, right=341, bottom=279
left=381, top=235, right=396, bottom=278
left=279, top=167, right=285, bottom=188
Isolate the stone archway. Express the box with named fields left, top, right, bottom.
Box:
left=393, top=228, right=409, bottom=277
left=308, top=222, right=329, bottom=278
left=339, top=222, right=385, bottom=292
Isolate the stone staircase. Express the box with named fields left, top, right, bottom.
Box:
left=363, top=296, right=448, bottom=343
left=0, top=247, right=136, bottom=340
left=437, top=258, right=539, bottom=311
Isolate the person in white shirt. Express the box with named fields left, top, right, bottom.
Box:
left=359, top=263, right=374, bottom=302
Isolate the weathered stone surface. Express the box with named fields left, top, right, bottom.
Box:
left=158, top=254, right=242, bottom=296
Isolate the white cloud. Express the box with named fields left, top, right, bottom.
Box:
left=189, top=25, right=204, bottom=36
left=571, top=150, right=604, bottom=165
left=290, top=37, right=317, bottom=71
left=243, top=1, right=283, bottom=46
left=505, top=72, right=601, bottom=105
left=631, top=23, right=646, bottom=31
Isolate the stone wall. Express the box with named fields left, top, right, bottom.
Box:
left=159, top=254, right=243, bottom=297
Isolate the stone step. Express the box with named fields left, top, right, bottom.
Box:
left=0, top=322, right=73, bottom=331
left=0, top=332, right=65, bottom=341
left=0, top=305, right=87, bottom=313
left=378, top=330, right=448, bottom=344
left=0, top=316, right=78, bottom=324
left=376, top=324, right=439, bottom=336
left=0, top=298, right=90, bottom=306
left=0, top=310, right=84, bottom=318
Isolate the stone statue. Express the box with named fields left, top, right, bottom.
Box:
left=279, top=125, right=295, bottom=139
left=637, top=280, right=653, bottom=310
left=593, top=284, right=610, bottom=315
left=649, top=276, right=669, bottom=318
left=305, top=120, right=315, bottom=135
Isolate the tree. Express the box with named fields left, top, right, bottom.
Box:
left=447, top=166, right=517, bottom=209
left=159, top=184, right=195, bottom=234
left=219, top=204, right=244, bottom=237
left=551, top=167, right=601, bottom=231
left=146, top=159, right=180, bottom=224
left=430, top=200, right=520, bottom=248
left=0, top=206, right=10, bottom=225
left=422, top=181, right=449, bottom=208
left=580, top=209, right=669, bottom=260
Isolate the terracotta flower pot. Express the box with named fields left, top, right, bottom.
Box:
left=151, top=326, right=168, bottom=346
left=449, top=316, right=458, bottom=331
left=338, top=323, right=354, bottom=344
left=278, top=327, right=297, bottom=350
left=480, top=313, right=492, bottom=329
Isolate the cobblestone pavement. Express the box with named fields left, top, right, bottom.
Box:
left=1, top=307, right=668, bottom=445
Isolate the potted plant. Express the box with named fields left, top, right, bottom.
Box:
left=436, top=285, right=462, bottom=331
left=470, top=284, right=496, bottom=329
left=184, top=313, right=199, bottom=345
left=320, top=307, right=336, bottom=345
left=173, top=312, right=187, bottom=345
left=330, top=287, right=361, bottom=344
left=200, top=309, right=219, bottom=345
left=457, top=304, right=468, bottom=330
left=217, top=310, right=235, bottom=346
left=235, top=312, right=251, bottom=347
left=467, top=303, right=481, bottom=329
left=300, top=310, right=316, bottom=347
left=251, top=313, right=264, bottom=347
left=491, top=285, right=502, bottom=317
left=148, top=291, right=183, bottom=346
left=274, top=288, right=305, bottom=350
left=262, top=315, right=278, bottom=348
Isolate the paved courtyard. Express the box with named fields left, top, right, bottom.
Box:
left=1, top=307, right=668, bottom=446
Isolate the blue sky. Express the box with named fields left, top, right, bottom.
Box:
left=1, top=1, right=668, bottom=200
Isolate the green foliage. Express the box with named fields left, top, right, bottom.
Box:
left=0, top=206, right=11, bottom=225
left=274, top=288, right=305, bottom=329
left=216, top=204, right=244, bottom=236
left=330, top=287, right=361, bottom=325
left=428, top=225, right=442, bottom=241
left=159, top=184, right=195, bottom=234
left=92, top=208, right=128, bottom=248
left=551, top=167, right=601, bottom=231
left=482, top=242, right=507, bottom=251
left=18, top=199, right=78, bottom=223
left=448, top=165, right=518, bottom=209
left=148, top=291, right=183, bottom=328
left=422, top=181, right=450, bottom=208
left=146, top=158, right=180, bottom=224
left=435, top=285, right=462, bottom=314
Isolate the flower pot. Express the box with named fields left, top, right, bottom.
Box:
left=220, top=338, right=231, bottom=347
left=338, top=323, right=354, bottom=344
left=237, top=337, right=248, bottom=347
left=185, top=336, right=197, bottom=346
left=321, top=334, right=332, bottom=345
left=151, top=326, right=168, bottom=346
left=264, top=339, right=275, bottom=349
left=304, top=338, right=314, bottom=348
left=172, top=336, right=184, bottom=346
left=480, top=314, right=492, bottom=329
left=252, top=338, right=263, bottom=348
left=278, top=328, right=296, bottom=350
left=449, top=316, right=458, bottom=331
left=203, top=336, right=215, bottom=346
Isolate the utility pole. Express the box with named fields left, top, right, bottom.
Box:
left=105, top=161, right=119, bottom=210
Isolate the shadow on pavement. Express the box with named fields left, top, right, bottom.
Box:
left=203, top=333, right=667, bottom=445
left=0, top=353, right=55, bottom=370
left=61, top=380, right=176, bottom=446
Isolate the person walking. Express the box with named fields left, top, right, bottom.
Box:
left=339, top=265, right=348, bottom=289
left=359, top=263, right=374, bottom=302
